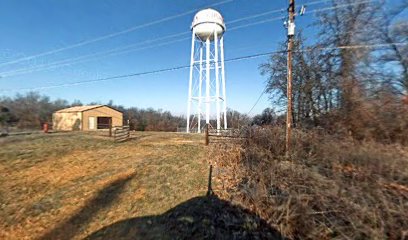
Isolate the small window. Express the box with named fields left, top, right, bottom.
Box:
left=97, top=117, right=112, bottom=129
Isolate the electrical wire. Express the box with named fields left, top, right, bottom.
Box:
left=0, top=5, right=290, bottom=78
left=300, top=42, right=408, bottom=52
left=302, top=0, right=331, bottom=6
left=0, top=0, right=338, bottom=78
left=247, top=89, right=266, bottom=115
left=0, top=0, right=380, bottom=78
left=1, top=41, right=405, bottom=93
left=0, top=15, right=286, bottom=78
left=0, top=37, right=191, bottom=77
left=229, top=16, right=284, bottom=31
left=227, top=8, right=285, bottom=25
left=5, top=31, right=189, bottom=71
left=229, top=0, right=366, bottom=31
left=305, top=0, right=374, bottom=15
left=226, top=0, right=331, bottom=26
left=0, top=0, right=233, bottom=68
left=0, top=0, right=328, bottom=72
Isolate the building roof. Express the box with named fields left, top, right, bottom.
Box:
left=55, top=105, right=104, bottom=113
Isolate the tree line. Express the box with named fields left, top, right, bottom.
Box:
left=259, top=0, right=408, bottom=144
left=0, top=91, right=279, bottom=132
left=0, top=92, right=186, bottom=132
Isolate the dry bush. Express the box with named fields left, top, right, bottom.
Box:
left=209, top=126, right=408, bottom=239
left=316, top=98, right=408, bottom=146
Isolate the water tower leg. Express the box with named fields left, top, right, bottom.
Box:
left=187, top=30, right=196, bottom=133
left=206, top=38, right=211, bottom=125
left=220, top=36, right=227, bottom=129
left=198, top=43, right=203, bottom=133
left=214, top=31, right=221, bottom=131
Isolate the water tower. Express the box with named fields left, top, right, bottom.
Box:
left=186, top=8, right=227, bottom=133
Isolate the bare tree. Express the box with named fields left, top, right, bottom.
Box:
left=260, top=33, right=330, bottom=127
left=377, top=0, right=408, bottom=94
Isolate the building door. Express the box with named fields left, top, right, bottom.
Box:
left=88, top=117, right=95, bottom=130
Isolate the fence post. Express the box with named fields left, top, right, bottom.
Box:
left=205, top=124, right=209, bottom=146
left=109, top=118, right=112, bottom=137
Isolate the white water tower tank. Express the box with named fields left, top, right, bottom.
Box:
left=191, top=8, right=226, bottom=40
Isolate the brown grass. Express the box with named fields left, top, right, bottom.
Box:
left=0, top=131, right=208, bottom=239
left=209, top=127, right=408, bottom=239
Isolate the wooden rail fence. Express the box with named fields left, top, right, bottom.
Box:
left=113, top=125, right=130, bottom=142
left=205, top=124, right=245, bottom=145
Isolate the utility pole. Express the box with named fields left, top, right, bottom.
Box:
left=286, top=0, right=295, bottom=157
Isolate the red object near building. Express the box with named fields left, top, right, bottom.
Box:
left=43, top=123, right=49, bottom=133
left=403, top=95, right=408, bottom=105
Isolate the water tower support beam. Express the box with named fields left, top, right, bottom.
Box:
left=198, top=43, right=203, bottom=133
left=220, top=36, right=227, bottom=129
left=186, top=30, right=196, bottom=133
left=206, top=38, right=211, bottom=125
left=214, top=31, right=221, bottom=131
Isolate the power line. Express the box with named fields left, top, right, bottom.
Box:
left=0, top=0, right=383, bottom=80
left=0, top=0, right=354, bottom=78
left=300, top=42, right=408, bottom=52
left=229, top=0, right=365, bottom=31
left=303, top=0, right=330, bottom=6
left=247, top=89, right=266, bottom=115
left=1, top=50, right=287, bottom=92
left=305, top=0, right=374, bottom=15
left=0, top=0, right=339, bottom=78
left=227, top=0, right=330, bottom=26
left=228, top=8, right=285, bottom=25
left=1, top=31, right=190, bottom=75
left=0, top=9, right=286, bottom=77
left=0, top=0, right=331, bottom=73
left=0, top=37, right=191, bottom=77
left=0, top=14, right=288, bottom=78
left=225, top=0, right=331, bottom=25
left=0, top=0, right=233, bottom=68
left=229, top=16, right=284, bottom=31
left=2, top=41, right=406, bottom=93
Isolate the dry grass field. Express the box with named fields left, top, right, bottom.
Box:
left=0, top=131, right=280, bottom=240
left=0, top=132, right=210, bottom=239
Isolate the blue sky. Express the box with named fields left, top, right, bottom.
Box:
left=0, top=0, right=405, bottom=116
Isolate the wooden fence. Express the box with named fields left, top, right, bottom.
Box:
left=113, top=125, right=130, bottom=142
left=204, top=124, right=245, bottom=145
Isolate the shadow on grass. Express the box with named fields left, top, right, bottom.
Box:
left=39, top=172, right=136, bottom=240
left=85, top=195, right=286, bottom=240
left=85, top=165, right=287, bottom=240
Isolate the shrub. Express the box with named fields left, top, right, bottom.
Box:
left=209, top=126, right=408, bottom=239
